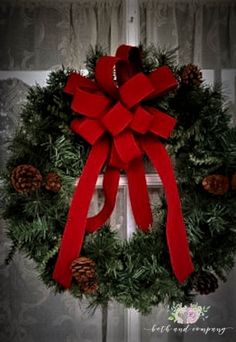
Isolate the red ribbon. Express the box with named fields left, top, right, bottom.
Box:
left=53, top=45, right=194, bottom=288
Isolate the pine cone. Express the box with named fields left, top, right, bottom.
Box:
left=71, top=256, right=98, bottom=294
left=231, top=173, right=236, bottom=190
left=181, top=64, right=203, bottom=86
left=191, top=271, right=218, bottom=295
left=202, top=174, right=229, bottom=195
left=81, top=282, right=98, bottom=295
left=11, top=164, right=42, bottom=193
left=44, top=172, right=61, bottom=192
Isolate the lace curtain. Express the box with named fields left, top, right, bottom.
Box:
left=0, top=0, right=125, bottom=70
left=140, top=0, right=236, bottom=76
left=1, top=0, right=235, bottom=72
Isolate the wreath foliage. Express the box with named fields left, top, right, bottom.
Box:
left=1, top=46, right=236, bottom=314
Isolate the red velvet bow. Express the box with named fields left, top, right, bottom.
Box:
left=53, top=45, right=194, bottom=288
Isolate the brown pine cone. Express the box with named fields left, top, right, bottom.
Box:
left=71, top=256, right=98, bottom=294
left=181, top=64, right=203, bottom=86
left=11, top=164, right=42, bottom=193
left=44, top=172, right=61, bottom=192
left=231, top=173, right=236, bottom=190
left=81, top=282, right=98, bottom=295
left=191, top=271, right=218, bottom=295
left=202, top=175, right=229, bottom=195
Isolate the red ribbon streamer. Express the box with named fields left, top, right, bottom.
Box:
left=53, top=45, right=194, bottom=288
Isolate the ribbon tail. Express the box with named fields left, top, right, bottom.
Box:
left=127, top=157, right=153, bottom=231
left=86, top=166, right=120, bottom=232
left=53, top=138, right=109, bottom=288
left=141, top=137, right=194, bottom=282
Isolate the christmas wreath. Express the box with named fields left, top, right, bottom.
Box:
left=1, top=45, right=236, bottom=314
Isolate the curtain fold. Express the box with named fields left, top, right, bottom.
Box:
left=0, top=0, right=125, bottom=70
left=1, top=0, right=235, bottom=71
left=139, top=0, right=236, bottom=70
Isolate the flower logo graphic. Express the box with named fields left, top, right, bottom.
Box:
left=168, top=303, right=210, bottom=324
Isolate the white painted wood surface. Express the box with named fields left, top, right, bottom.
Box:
left=125, top=0, right=140, bottom=46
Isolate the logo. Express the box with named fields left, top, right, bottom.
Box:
left=144, top=302, right=234, bottom=336
left=168, top=303, right=209, bottom=325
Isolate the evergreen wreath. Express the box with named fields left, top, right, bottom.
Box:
left=1, top=45, right=236, bottom=314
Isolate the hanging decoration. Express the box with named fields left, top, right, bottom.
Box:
left=180, top=63, right=203, bottom=86
left=44, top=172, right=62, bottom=193
left=53, top=45, right=193, bottom=288
left=202, top=174, right=229, bottom=195
left=11, top=164, right=42, bottom=193
left=71, top=256, right=98, bottom=294
left=2, top=44, right=236, bottom=314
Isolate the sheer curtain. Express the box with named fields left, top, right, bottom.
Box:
left=140, top=0, right=236, bottom=78
left=139, top=0, right=236, bottom=123
left=0, top=0, right=125, bottom=70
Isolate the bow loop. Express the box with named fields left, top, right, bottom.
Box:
left=71, top=89, right=111, bottom=118
left=131, top=106, right=153, bottom=134
left=148, top=66, right=178, bottom=99
left=114, top=131, right=143, bottom=164
left=64, top=72, right=98, bottom=95
left=95, top=56, right=123, bottom=99
left=116, top=45, right=143, bottom=77
left=71, top=118, right=105, bottom=145
left=119, top=73, right=154, bottom=109
left=146, top=107, right=176, bottom=139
